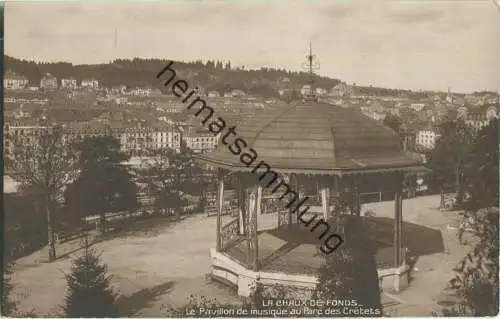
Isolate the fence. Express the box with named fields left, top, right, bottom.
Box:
left=54, top=224, right=94, bottom=244
left=440, top=192, right=456, bottom=211
left=359, top=192, right=382, bottom=204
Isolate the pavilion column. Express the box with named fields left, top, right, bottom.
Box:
left=215, top=169, right=225, bottom=252
left=394, top=174, right=403, bottom=268
left=320, top=182, right=330, bottom=220
left=333, top=176, right=341, bottom=231
left=353, top=177, right=361, bottom=216
left=288, top=174, right=298, bottom=228
left=295, top=174, right=301, bottom=224
left=246, top=187, right=254, bottom=266
left=254, top=185, right=262, bottom=271
left=237, top=176, right=246, bottom=236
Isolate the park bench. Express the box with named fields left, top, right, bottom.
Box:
left=54, top=225, right=93, bottom=244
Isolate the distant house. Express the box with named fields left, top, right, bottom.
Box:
left=111, top=85, right=127, bottom=95
left=460, top=104, right=499, bottom=133
left=445, top=94, right=453, bottom=104
left=315, top=88, right=327, bottom=96
left=223, top=92, right=233, bottom=98
left=231, top=89, right=246, bottom=97
left=456, top=106, right=468, bottom=120
left=129, top=87, right=152, bottom=97
left=207, top=91, right=220, bottom=98
left=360, top=107, right=385, bottom=122
left=486, top=105, right=499, bottom=119
left=40, top=73, right=58, bottom=91
left=330, top=82, right=353, bottom=97
left=416, top=129, right=440, bottom=149
left=431, top=94, right=442, bottom=102
left=114, top=97, right=128, bottom=105
left=4, top=70, right=29, bottom=90
left=409, top=103, right=426, bottom=112
left=81, top=78, right=99, bottom=90
left=300, top=85, right=312, bottom=96
left=61, top=77, right=78, bottom=89
left=183, top=132, right=219, bottom=154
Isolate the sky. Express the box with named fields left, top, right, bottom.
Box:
left=5, top=0, right=500, bottom=93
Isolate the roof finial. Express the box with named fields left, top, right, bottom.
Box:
left=302, top=40, right=320, bottom=102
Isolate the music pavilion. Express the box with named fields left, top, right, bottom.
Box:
left=197, top=94, right=428, bottom=298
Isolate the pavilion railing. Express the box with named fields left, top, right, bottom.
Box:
left=307, top=195, right=322, bottom=207
left=220, top=218, right=240, bottom=251
left=359, top=191, right=382, bottom=204
left=206, top=199, right=238, bottom=217
left=277, top=210, right=289, bottom=229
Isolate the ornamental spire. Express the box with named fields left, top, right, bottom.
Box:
left=302, top=40, right=320, bottom=102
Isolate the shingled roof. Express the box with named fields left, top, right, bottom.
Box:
left=198, top=101, right=426, bottom=175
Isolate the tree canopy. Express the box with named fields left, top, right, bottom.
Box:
left=6, top=125, right=78, bottom=261
left=443, top=119, right=499, bottom=316
left=65, top=136, right=138, bottom=232
left=426, top=119, right=474, bottom=197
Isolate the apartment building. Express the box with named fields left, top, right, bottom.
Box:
left=81, top=78, right=99, bottom=90
left=40, top=73, right=58, bottom=91
left=61, top=77, right=78, bottom=90
left=330, top=82, right=353, bottom=98
left=416, top=129, right=440, bottom=149
left=4, top=70, right=29, bottom=90
left=457, top=104, right=499, bottom=133
left=4, top=122, right=53, bottom=160
left=151, top=129, right=181, bottom=152
left=183, top=133, right=219, bottom=154
left=4, top=122, right=182, bottom=158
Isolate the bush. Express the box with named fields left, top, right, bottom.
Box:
left=2, top=263, right=16, bottom=317
left=4, top=193, right=48, bottom=260
left=164, top=283, right=295, bottom=317
left=63, top=239, right=120, bottom=318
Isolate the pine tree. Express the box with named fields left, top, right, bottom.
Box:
left=63, top=239, right=120, bottom=318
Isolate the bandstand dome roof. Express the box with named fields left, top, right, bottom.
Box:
left=199, top=102, right=427, bottom=175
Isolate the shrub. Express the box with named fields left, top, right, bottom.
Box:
left=1, top=263, right=16, bottom=317
left=163, top=283, right=296, bottom=317
left=63, top=239, right=120, bottom=317
left=313, top=216, right=383, bottom=317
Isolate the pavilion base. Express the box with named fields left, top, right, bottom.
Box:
left=210, top=248, right=317, bottom=298
left=209, top=248, right=409, bottom=298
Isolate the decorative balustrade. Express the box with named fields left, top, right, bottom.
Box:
left=262, top=197, right=286, bottom=214
left=206, top=199, right=238, bottom=217
left=277, top=210, right=289, bottom=229
left=307, top=195, right=322, bottom=206
left=220, top=218, right=240, bottom=251
left=224, top=199, right=239, bottom=216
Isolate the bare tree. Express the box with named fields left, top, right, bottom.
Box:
left=6, top=125, right=78, bottom=262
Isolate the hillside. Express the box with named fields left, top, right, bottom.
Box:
left=5, top=55, right=342, bottom=98
left=6, top=55, right=488, bottom=99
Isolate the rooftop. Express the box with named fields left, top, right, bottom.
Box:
left=199, top=101, right=425, bottom=175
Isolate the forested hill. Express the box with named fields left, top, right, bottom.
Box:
left=6, top=55, right=475, bottom=99
left=5, top=55, right=344, bottom=97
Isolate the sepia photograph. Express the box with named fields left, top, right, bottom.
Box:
left=2, top=0, right=499, bottom=317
